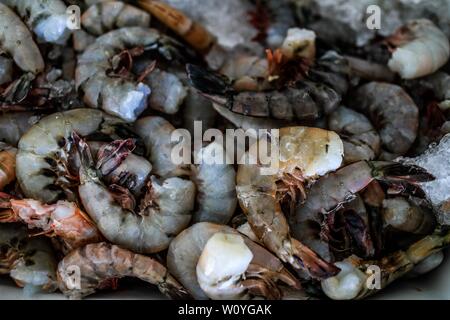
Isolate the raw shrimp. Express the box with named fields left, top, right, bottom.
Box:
left=187, top=64, right=341, bottom=121
left=76, top=27, right=162, bottom=122
left=381, top=197, right=436, bottom=235
left=387, top=19, right=450, bottom=79
left=321, top=228, right=450, bottom=300
left=191, top=142, right=237, bottom=224
left=328, top=106, right=381, bottom=164
left=290, top=161, right=435, bottom=249
left=0, top=3, right=44, bottom=74
left=167, top=222, right=301, bottom=300
left=137, top=0, right=216, bottom=52
left=0, top=112, right=40, bottom=146
left=57, top=242, right=190, bottom=299
left=75, top=133, right=195, bottom=254
left=237, top=127, right=344, bottom=278
left=81, top=1, right=151, bottom=36
left=134, top=116, right=190, bottom=178
left=0, top=223, right=57, bottom=293
left=0, top=0, right=71, bottom=45
left=348, top=82, right=419, bottom=157
left=16, top=108, right=125, bottom=203
left=0, top=196, right=102, bottom=251
left=0, top=143, right=16, bottom=190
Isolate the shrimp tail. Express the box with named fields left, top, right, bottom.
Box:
left=186, top=64, right=232, bottom=95
left=292, top=239, right=340, bottom=279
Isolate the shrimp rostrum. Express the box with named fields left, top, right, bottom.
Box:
left=167, top=222, right=301, bottom=300
left=237, top=126, right=344, bottom=278
left=57, top=242, right=190, bottom=300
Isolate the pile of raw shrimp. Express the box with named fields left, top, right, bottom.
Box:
left=0, top=0, right=450, bottom=300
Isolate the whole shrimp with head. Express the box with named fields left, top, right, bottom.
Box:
left=236, top=126, right=344, bottom=279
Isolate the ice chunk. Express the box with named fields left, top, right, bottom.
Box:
left=162, top=0, right=258, bottom=49
left=401, top=134, right=450, bottom=225
left=297, top=0, right=450, bottom=46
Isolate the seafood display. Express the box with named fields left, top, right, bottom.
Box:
left=0, top=0, right=449, bottom=301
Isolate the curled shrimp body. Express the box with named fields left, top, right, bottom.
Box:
left=237, top=127, right=344, bottom=278
left=82, top=1, right=151, bottom=36
left=0, top=3, right=44, bottom=74
left=191, top=142, right=237, bottom=224
left=167, top=222, right=301, bottom=300
left=135, top=116, right=190, bottom=178
left=57, top=242, right=190, bottom=300
left=16, top=109, right=125, bottom=203
left=328, top=106, right=381, bottom=164
left=348, top=82, right=419, bottom=157
left=0, top=224, right=57, bottom=293
left=75, top=134, right=195, bottom=254
left=76, top=27, right=162, bottom=122
left=321, top=228, right=450, bottom=300
left=0, top=0, right=71, bottom=45
left=0, top=113, right=40, bottom=146
left=387, top=19, right=450, bottom=80
left=290, top=161, right=435, bottom=249
left=0, top=196, right=102, bottom=251
left=0, top=144, right=16, bottom=190
left=188, top=64, right=341, bottom=121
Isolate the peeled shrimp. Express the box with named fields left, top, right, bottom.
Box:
left=167, top=222, right=301, bottom=300
left=0, top=223, right=57, bottom=293
left=348, top=82, right=419, bottom=157
left=75, top=134, right=195, bottom=254
left=16, top=108, right=125, bottom=203
left=0, top=0, right=71, bottom=45
left=388, top=19, right=450, bottom=79
left=237, top=127, right=343, bottom=278
left=57, top=242, right=190, bottom=299
left=0, top=3, right=44, bottom=74
left=328, top=106, right=381, bottom=164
